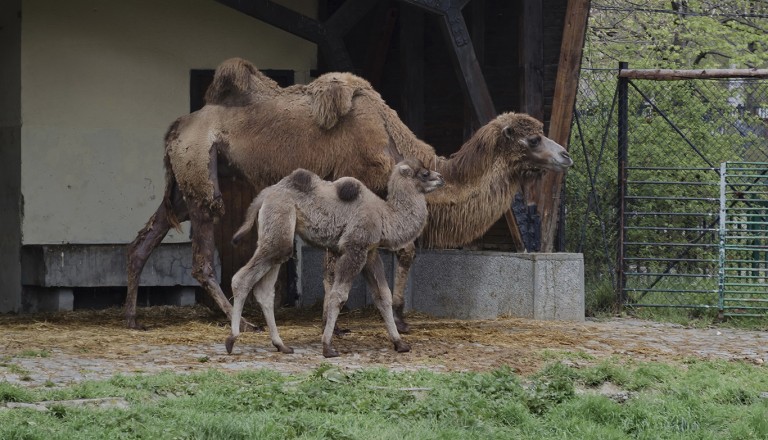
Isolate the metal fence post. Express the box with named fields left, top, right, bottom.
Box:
left=617, top=62, right=629, bottom=309
left=718, top=162, right=727, bottom=319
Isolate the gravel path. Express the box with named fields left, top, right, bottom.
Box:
left=2, top=308, right=766, bottom=388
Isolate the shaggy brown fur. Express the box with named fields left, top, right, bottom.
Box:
left=125, top=57, right=573, bottom=331
left=226, top=159, right=444, bottom=358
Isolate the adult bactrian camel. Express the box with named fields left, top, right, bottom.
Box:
left=227, top=159, right=445, bottom=357
left=125, top=57, right=573, bottom=331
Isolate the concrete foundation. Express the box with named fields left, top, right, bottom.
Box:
left=21, top=287, right=75, bottom=313
left=298, top=246, right=584, bottom=321
left=166, top=287, right=197, bottom=307
left=19, top=243, right=215, bottom=312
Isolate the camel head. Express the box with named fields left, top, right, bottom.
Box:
left=393, top=159, right=445, bottom=194
left=496, top=112, right=573, bottom=175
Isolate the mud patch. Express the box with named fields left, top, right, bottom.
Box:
left=1, top=306, right=766, bottom=388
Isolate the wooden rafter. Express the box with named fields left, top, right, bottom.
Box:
left=215, top=0, right=380, bottom=71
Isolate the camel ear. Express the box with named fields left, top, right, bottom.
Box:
left=398, top=163, right=414, bottom=177
left=502, top=125, right=515, bottom=140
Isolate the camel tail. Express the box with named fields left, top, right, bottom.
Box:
left=162, top=121, right=183, bottom=232
left=162, top=153, right=182, bottom=232
left=232, top=195, right=264, bottom=246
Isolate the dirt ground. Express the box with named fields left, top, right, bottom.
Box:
left=1, top=306, right=766, bottom=388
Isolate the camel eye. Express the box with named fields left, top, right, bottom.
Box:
left=527, top=136, right=541, bottom=148
left=420, top=169, right=430, bottom=178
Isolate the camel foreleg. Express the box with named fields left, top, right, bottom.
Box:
left=322, top=251, right=351, bottom=336
left=322, top=246, right=368, bottom=358
left=362, top=249, right=410, bottom=353
left=393, top=242, right=416, bottom=333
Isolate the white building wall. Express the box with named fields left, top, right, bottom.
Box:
left=21, top=0, right=317, bottom=244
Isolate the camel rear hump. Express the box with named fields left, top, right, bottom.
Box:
left=308, top=73, right=373, bottom=130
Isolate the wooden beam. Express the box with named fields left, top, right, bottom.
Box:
left=534, top=0, right=591, bottom=252
left=364, top=5, right=398, bottom=88
left=462, top=0, right=485, bottom=139
left=216, top=0, right=380, bottom=72
left=620, top=68, right=768, bottom=80
left=215, top=0, right=325, bottom=43
left=400, top=0, right=525, bottom=250
left=515, top=0, right=545, bottom=251
left=520, top=0, right=544, bottom=121
left=326, top=0, right=381, bottom=35
left=438, top=7, right=496, bottom=125
left=397, top=0, right=494, bottom=125
left=399, top=0, right=472, bottom=15
left=399, top=5, right=425, bottom=137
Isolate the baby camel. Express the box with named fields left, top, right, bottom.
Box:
left=226, top=159, right=444, bottom=358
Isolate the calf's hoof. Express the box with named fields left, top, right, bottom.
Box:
left=225, top=335, right=237, bottom=354
left=323, top=345, right=340, bottom=358
left=394, top=340, right=411, bottom=353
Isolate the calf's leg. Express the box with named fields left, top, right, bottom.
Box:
left=362, top=250, right=410, bottom=353
left=252, top=266, right=292, bottom=353
left=321, top=247, right=367, bottom=358
left=393, top=243, right=416, bottom=333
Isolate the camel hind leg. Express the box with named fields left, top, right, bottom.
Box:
left=226, top=258, right=290, bottom=354
left=226, top=203, right=295, bottom=354
left=125, top=191, right=188, bottom=329
left=253, top=266, right=292, bottom=353
left=188, top=205, right=236, bottom=319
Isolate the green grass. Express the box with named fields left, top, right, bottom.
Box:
left=1, top=359, right=766, bottom=439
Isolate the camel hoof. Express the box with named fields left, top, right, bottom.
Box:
left=125, top=318, right=147, bottom=331
left=240, top=320, right=264, bottom=333
left=276, top=345, right=294, bottom=354
left=225, top=335, right=237, bottom=354
left=395, top=320, right=411, bottom=334
left=333, top=326, right=351, bottom=337
left=323, top=345, right=340, bottom=358
left=394, top=340, right=411, bottom=353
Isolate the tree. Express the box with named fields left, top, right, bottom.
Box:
left=585, top=0, right=768, bottom=69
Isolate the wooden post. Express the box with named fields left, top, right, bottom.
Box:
left=399, top=5, right=425, bottom=137
left=532, top=0, right=590, bottom=252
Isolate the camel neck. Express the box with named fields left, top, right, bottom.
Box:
left=380, top=184, right=429, bottom=250
left=421, top=163, right=522, bottom=248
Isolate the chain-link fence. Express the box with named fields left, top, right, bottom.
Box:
left=564, top=67, right=768, bottom=316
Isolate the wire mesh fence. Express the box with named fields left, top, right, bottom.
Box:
left=564, top=67, right=768, bottom=316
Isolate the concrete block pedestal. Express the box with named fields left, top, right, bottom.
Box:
left=298, top=246, right=584, bottom=321
left=19, top=244, right=213, bottom=312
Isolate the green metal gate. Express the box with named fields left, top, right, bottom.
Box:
left=718, top=162, right=768, bottom=317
